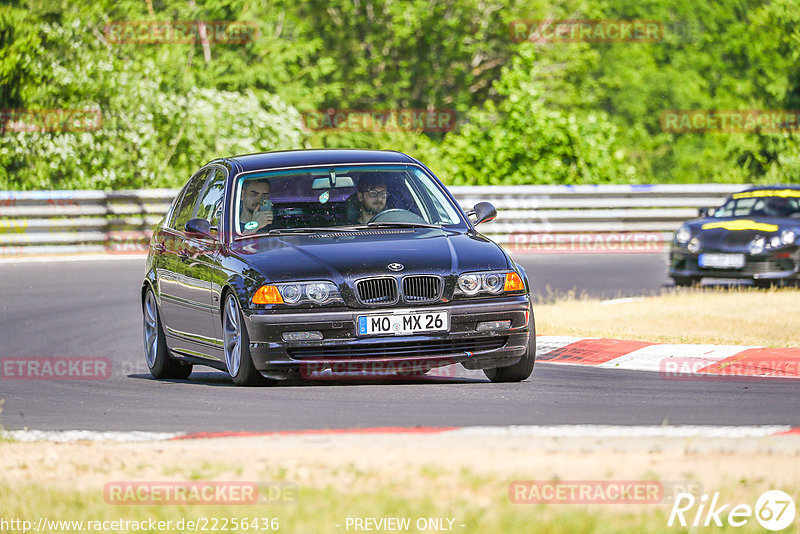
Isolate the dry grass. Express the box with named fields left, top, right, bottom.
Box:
left=535, top=287, right=800, bottom=347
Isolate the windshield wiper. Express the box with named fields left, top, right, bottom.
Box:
left=366, top=221, right=442, bottom=229
left=267, top=227, right=359, bottom=235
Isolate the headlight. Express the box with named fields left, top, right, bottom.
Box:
left=253, top=281, right=342, bottom=305
left=456, top=271, right=525, bottom=297
left=748, top=236, right=765, bottom=255
left=770, top=235, right=782, bottom=248
left=687, top=237, right=702, bottom=253
left=781, top=229, right=796, bottom=245
left=457, top=274, right=481, bottom=296
left=675, top=225, right=692, bottom=244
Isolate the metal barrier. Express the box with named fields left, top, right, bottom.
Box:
left=0, top=184, right=749, bottom=254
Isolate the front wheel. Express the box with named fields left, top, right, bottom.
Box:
left=222, top=293, right=267, bottom=386
left=484, top=322, right=536, bottom=383
left=143, top=288, right=192, bottom=379
left=672, top=276, right=700, bottom=287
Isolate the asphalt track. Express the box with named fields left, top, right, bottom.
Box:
left=0, top=254, right=798, bottom=432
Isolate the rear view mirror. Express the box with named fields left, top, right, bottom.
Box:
left=312, top=176, right=355, bottom=189
left=185, top=218, right=212, bottom=238
left=698, top=207, right=716, bottom=218
left=467, top=202, right=497, bottom=226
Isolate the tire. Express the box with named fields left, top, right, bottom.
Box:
left=753, top=279, right=778, bottom=289
left=672, top=276, right=699, bottom=287
left=484, top=320, right=536, bottom=383
left=143, top=288, right=193, bottom=379
left=222, top=293, right=267, bottom=386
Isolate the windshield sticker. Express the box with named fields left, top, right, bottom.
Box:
left=318, top=191, right=330, bottom=204
left=244, top=220, right=259, bottom=230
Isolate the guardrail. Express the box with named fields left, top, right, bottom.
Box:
left=0, top=184, right=750, bottom=255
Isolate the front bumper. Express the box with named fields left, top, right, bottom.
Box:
left=669, top=248, right=800, bottom=280
left=242, top=296, right=532, bottom=374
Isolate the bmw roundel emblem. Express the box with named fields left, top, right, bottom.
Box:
left=388, top=263, right=404, bottom=272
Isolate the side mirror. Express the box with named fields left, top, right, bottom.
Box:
left=698, top=207, right=715, bottom=218
left=185, top=218, right=212, bottom=238
left=467, top=202, right=497, bottom=226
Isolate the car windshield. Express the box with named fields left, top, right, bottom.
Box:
left=233, top=164, right=464, bottom=236
left=713, top=192, right=800, bottom=219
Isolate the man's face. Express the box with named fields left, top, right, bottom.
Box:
left=242, top=180, right=270, bottom=213
left=358, top=185, right=388, bottom=215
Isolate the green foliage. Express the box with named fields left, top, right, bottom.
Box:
left=1, top=0, right=799, bottom=189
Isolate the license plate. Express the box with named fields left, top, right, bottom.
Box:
left=699, top=253, right=745, bottom=269
left=357, top=310, right=449, bottom=336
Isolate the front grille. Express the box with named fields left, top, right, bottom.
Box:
left=288, top=337, right=507, bottom=360
left=402, top=275, right=442, bottom=303
left=355, top=277, right=398, bottom=305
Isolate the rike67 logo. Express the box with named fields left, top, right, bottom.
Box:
left=668, top=490, right=796, bottom=531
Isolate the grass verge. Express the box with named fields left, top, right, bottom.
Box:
left=536, top=287, right=800, bottom=347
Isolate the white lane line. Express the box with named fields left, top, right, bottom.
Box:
left=0, top=254, right=146, bottom=264
left=448, top=425, right=795, bottom=439
left=1, top=430, right=182, bottom=442
left=2, top=425, right=795, bottom=442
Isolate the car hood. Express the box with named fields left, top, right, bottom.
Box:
left=229, top=228, right=511, bottom=282
left=684, top=217, right=800, bottom=251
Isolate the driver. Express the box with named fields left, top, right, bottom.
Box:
left=351, top=174, right=388, bottom=224
left=764, top=196, right=792, bottom=217
left=239, top=179, right=275, bottom=234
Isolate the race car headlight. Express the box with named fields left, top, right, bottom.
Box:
left=748, top=236, right=766, bottom=255
left=781, top=229, right=796, bottom=245
left=687, top=237, right=702, bottom=254
left=456, top=271, right=525, bottom=297
left=675, top=225, right=692, bottom=244
left=253, top=281, right=342, bottom=306
left=770, top=235, right=782, bottom=248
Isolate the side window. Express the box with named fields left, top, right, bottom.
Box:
left=194, top=168, right=227, bottom=237
left=165, top=183, right=190, bottom=230
left=172, top=169, right=209, bottom=232
left=194, top=169, right=226, bottom=222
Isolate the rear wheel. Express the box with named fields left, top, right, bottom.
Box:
left=484, top=321, right=536, bottom=383
left=222, top=293, right=266, bottom=386
left=143, top=289, right=193, bottom=379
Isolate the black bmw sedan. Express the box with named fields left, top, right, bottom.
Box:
left=669, top=185, right=800, bottom=287
left=142, top=149, right=535, bottom=385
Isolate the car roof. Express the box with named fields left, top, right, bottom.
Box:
left=737, top=184, right=800, bottom=193
left=212, top=149, right=418, bottom=173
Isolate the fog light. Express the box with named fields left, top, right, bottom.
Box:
left=281, top=331, right=323, bottom=341
left=476, top=320, right=511, bottom=332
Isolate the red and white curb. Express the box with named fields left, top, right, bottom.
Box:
left=2, top=425, right=799, bottom=442
left=536, top=336, right=800, bottom=379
